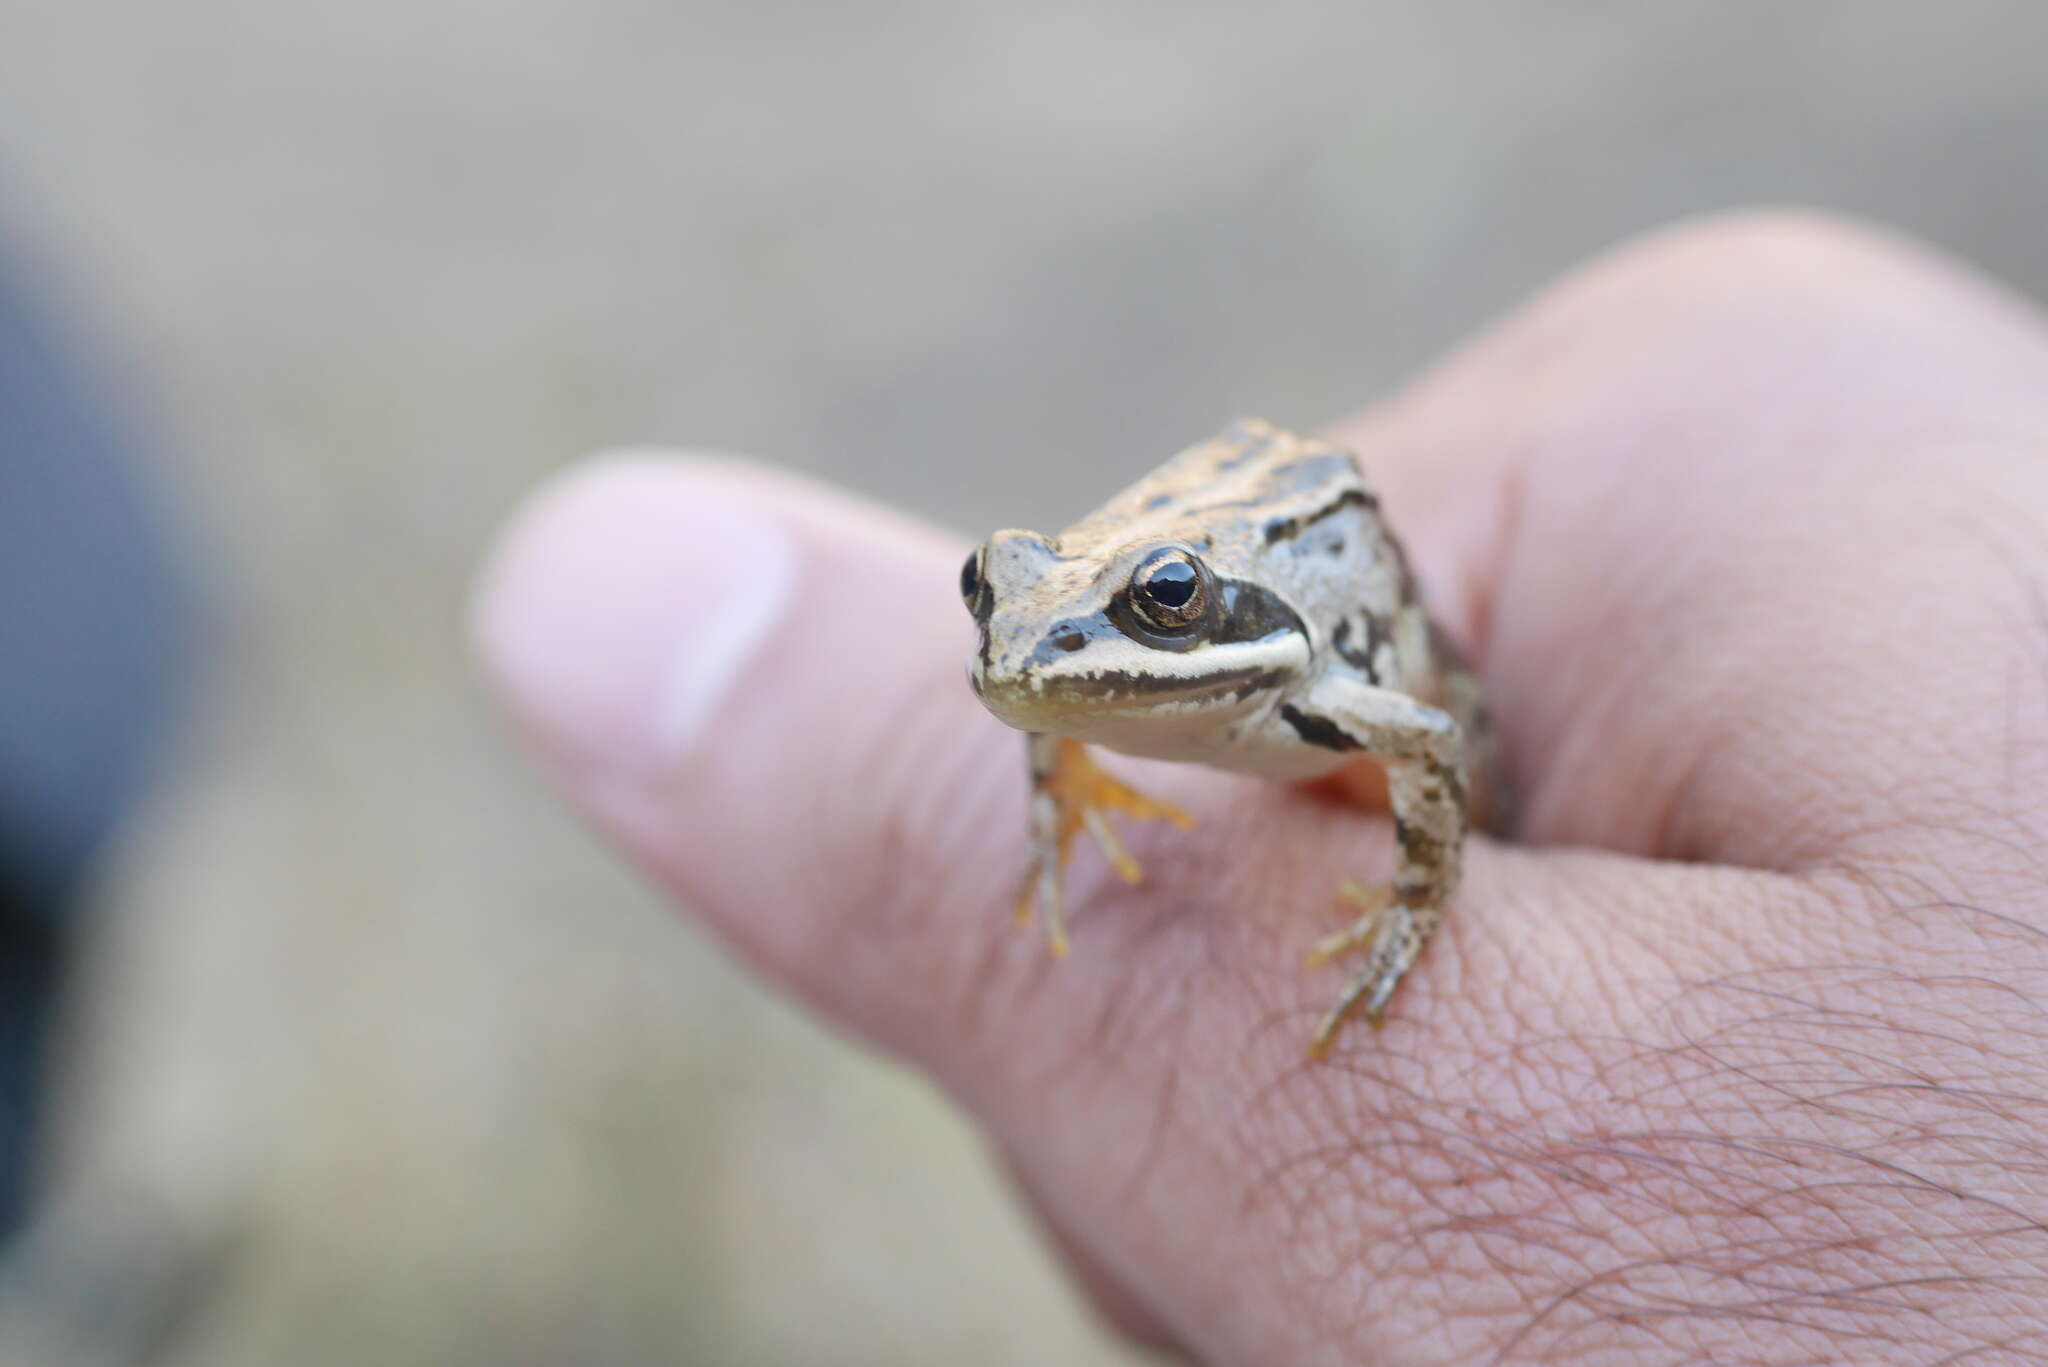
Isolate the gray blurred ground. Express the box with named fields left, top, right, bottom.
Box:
left=0, top=3, right=2044, bottom=1363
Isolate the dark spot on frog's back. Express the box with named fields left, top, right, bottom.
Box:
left=1263, top=487, right=1371, bottom=546
left=1331, top=616, right=1383, bottom=682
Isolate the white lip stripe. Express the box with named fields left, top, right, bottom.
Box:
left=1026, top=632, right=1310, bottom=690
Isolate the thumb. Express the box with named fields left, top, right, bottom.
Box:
left=471, top=455, right=1021, bottom=1056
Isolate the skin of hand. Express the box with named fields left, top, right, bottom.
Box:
left=473, top=212, right=2048, bottom=1366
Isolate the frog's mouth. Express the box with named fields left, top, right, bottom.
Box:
left=971, top=630, right=1308, bottom=733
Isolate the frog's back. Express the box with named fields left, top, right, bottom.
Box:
left=1069, top=419, right=1509, bottom=827
left=1060, top=419, right=1375, bottom=562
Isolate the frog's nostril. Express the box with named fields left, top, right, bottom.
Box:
left=1053, top=629, right=1086, bottom=652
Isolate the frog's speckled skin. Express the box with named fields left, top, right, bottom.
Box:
left=962, top=419, right=1506, bottom=1057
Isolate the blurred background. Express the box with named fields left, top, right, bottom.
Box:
left=0, top=3, right=2044, bottom=1363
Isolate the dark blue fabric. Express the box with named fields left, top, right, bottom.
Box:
left=0, top=260, right=188, bottom=912
left=0, top=247, right=189, bottom=1231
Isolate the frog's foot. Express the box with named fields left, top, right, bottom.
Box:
left=1305, top=886, right=1425, bottom=1061
left=1015, top=736, right=1193, bottom=958
left=1303, top=879, right=1393, bottom=967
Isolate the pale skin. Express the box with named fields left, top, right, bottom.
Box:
left=477, top=212, right=2048, bottom=1365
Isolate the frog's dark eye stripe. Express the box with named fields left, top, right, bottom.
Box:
left=1213, top=577, right=1306, bottom=646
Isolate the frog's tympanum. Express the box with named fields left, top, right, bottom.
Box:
left=962, top=420, right=1506, bottom=1058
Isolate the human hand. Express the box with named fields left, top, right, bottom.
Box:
left=474, top=213, right=2048, bottom=1366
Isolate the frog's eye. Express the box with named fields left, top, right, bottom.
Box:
left=1129, top=547, right=1208, bottom=631
left=959, top=549, right=984, bottom=608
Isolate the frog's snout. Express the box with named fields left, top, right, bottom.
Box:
left=982, top=528, right=1061, bottom=579
left=964, top=530, right=1067, bottom=714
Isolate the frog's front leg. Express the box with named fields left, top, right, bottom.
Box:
left=1017, top=732, right=1194, bottom=958
left=1270, top=678, right=1467, bottom=1058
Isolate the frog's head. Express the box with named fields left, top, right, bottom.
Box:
left=961, top=528, right=1311, bottom=748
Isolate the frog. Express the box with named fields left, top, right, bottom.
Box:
left=959, top=418, right=1507, bottom=1059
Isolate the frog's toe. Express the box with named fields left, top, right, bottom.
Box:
left=1056, top=746, right=1193, bottom=888
left=1308, top=987, right=1391, bottom=1061
left=1080, top=806, right=1141, bottom=884
left=1014, top=737, right=1196, bottom=956
left=1085, top=770, right=1195, bottom=833
left=1303, top=879, right=1392, bottom=966
left=1306, top=901, right=1419, bottom=1060
left=1014, top=834, right=1071, bottom=957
